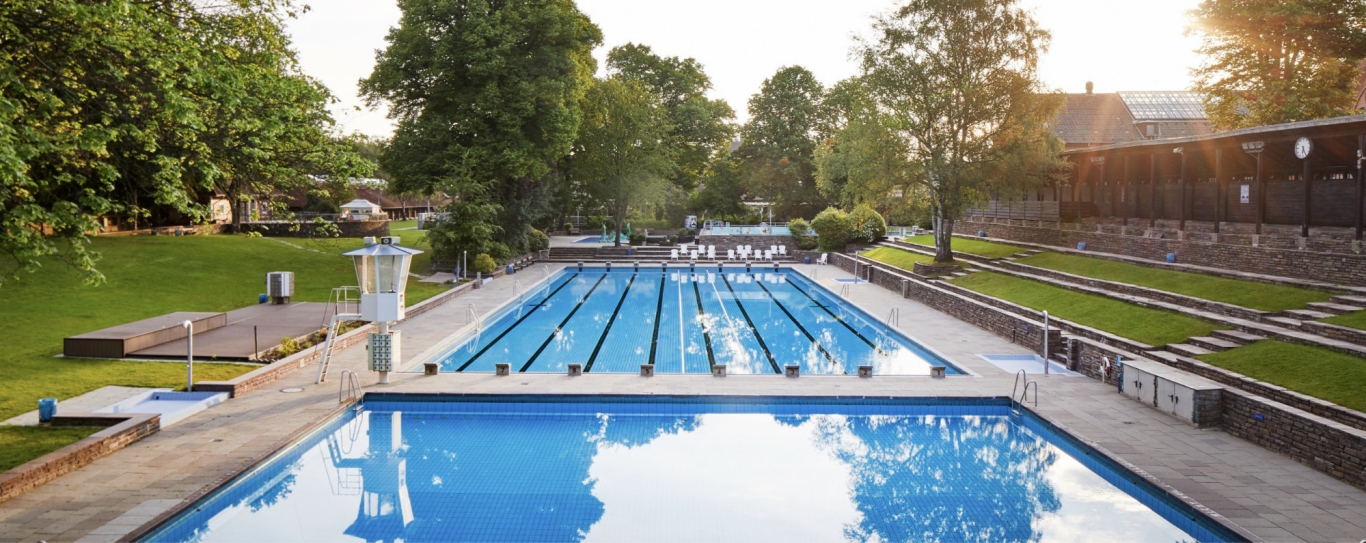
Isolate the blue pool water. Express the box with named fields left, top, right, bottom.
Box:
left=704, top=225, right=792, bottom=236
left=431, top=267, right=961, bottom=376
left=143, top=396, right=1240, bottom=542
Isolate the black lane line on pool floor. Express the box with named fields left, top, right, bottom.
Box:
left=784, top=279, right=885, bottom=355
left=720, top=273, right=781, bottom=373
left=584, top=273, right=638, bottom=372
left=648, top=269, right=667, bottom=366
left=456, top=272, right=580, bottom=372
left=750, top=278, right=842, bottom=373
left=521, top=274, right=608, bottom=372
left=690, top=278, right=717, bottom=370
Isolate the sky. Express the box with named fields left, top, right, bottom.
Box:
left=285, top=0, right=1204, bottom=139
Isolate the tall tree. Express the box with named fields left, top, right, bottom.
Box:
left=690, top=153, right=748, bottom=220
left=1189, top=0, right=1366, bottom=130
left=736, top=66, right=829, bottom=219
left=606, top=44, right=735, bottom=192
left=569, top=78, right=673, bottom=247
left=361, top=0, right=601, bottom=260
left=857, top=0, right=1067, bottom=263
left=0, top=0, right=364, bottom=285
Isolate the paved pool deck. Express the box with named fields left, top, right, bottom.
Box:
left=2, top=263, right=1364, bottom=542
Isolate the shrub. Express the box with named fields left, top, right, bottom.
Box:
left=796, top=236, right=819, bottom=251
left=787, top=217, right=810, bottom=238
left=527, top=228, right=549, bottom=252
left=629, top=232, right=646, bottom=245
left=277, top=337, right=302, bottom=358
left=487, top=242, right=511, bottom=262
left=810, top=207, right=854, bottom=251
left=473, top=253, right=497, bottom=274
left=562, top=221, right=574, bottom=233
left=848, top=204, right=887, bottom=244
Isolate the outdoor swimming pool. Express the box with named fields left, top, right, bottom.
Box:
left=143, top=395, right=1241, bottom=542
left=428, top=266, right=961, bottom=375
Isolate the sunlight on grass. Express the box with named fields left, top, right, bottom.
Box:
left=950, top=271, right=1220, bottom=346
left=860, top=247, right=939, bottom=269
left=1322, top=310, right=1366, bottom=331
left=0, top=426, right=98, bottom=472
left=903, top=234, right=1026, bottom=259
left=1016, top=252, right=1332, bottom=312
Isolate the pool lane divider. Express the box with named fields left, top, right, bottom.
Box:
left=584, top=274, right=637, bottom=372
left=455, top=272, right=580, bottom=372
left=690, top=279, right=717, bottom=370
left=750, top=278, right=842, bottom=373
left=521, top=274, right=608, bottom=372
left=784, top=278, right=885, bottom=355
left=720, top=273, right=781, bottom=373
left=648, top=270, right=666, bottom=366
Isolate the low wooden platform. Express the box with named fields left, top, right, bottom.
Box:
left=130, top=303, right=332, bottom=361
left=64, top=312, right=225, bottom=359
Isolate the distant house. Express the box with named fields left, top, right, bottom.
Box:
left=1051, top=82, right=1213, bottom=150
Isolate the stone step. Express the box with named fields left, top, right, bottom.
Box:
left=1167, top=343, right=1214, bottom=357
left=1306, top=302, right=1365, bottom=316
left=1187, top=336, right=1241, bottom=352
left=1145, top=350, right=1184, bottom=363
left=1331, top=295, right=1366, bottom=306
left=1264, top=316, right=1304, bottom=329
left=1212, top=329, right=1267, bottom=344
left=1283, top=309, right=1336, bottom=320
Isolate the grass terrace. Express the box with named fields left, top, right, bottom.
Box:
left=1015, top=252, right=1332, bottom=312
left=1198, top=340, right=1366, bottom=414
left=0, top=232, right=450, bottom=470
left=1322, top=310, right=1366, bottom=331
left=860, top=246, right=941, bottom=269
left=901, top=234, right=1027, bottom=259
left=949, top=271, right=1221, bottom=346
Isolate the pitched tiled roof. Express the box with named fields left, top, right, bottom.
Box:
left=1053, top=93, right=1143, bottom=148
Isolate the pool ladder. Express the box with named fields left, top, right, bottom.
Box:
left=1011, top=369, right=1039, bottom=410
left=884, top=308, right=900, bottom=330
left=338, top=370, right=361, bottom=405
left=466, top=304, right=483, bottom=334
left=839, top=282, right=852, bottom=298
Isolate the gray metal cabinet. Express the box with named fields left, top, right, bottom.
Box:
left=1119, top=358, right=1222, bottom=428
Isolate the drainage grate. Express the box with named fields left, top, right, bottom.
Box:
left=280, top=387, right=304, bottom=393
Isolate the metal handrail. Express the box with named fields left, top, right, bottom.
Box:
left=466, top=304, right=482, bottom=333
left=884, top=308, right=900, bottom=329
left=338, top=370, right=360, bottom=404
left=1021, top=380, right=1039, bottom=408
left=1011, top=369, right=1027, bottom=408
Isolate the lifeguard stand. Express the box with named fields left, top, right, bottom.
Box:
left=316, top=236, right=422, bottom=384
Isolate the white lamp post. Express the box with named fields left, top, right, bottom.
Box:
left=343, top=237, right=423, bottom=384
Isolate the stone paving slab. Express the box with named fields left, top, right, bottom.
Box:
left=0, top=263, right=1363, bottom=542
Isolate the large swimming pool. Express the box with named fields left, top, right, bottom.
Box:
left=428, top=266, right=961, bottom=376
left=143, top=396, right=1241, bottom=542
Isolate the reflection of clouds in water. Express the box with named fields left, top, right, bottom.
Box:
left=1031, top=457, right=1193, bottom=543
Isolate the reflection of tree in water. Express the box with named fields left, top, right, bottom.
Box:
left=807, top=414, right=1061, bottom=543
left=246, top=463, right=298, bottom=512
left=341, top=411, right=699, bottom=543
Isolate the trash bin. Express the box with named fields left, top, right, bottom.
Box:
left=38, top=398, right=57, bottom=423
left=626, top=249, right=632, bottom=256
left=258, top=293, right=268, bottom=304
left=1166, top=253, right=1176, bottom=263
left=1077, top=242, right=1086, bottom=251
left=978, top=230, right=986, bottom=237
left=506, top=265, right=515, bottom=275
left=804, top=256, right=811, bottom=264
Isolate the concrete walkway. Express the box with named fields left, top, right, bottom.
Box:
left=1, top=263, right=1363, bottom=542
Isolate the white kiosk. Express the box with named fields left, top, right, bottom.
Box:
left=316, top=236, right=422, bottom=385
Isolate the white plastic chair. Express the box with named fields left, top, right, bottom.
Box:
left=779, top=245, right=787, bottom=256
left=727, top=249, right=735, bottom=261
left=708, top=245, right=716, bottom=253
left=819, top=253, right=828, bottom=265
left=670, top=249, right=679, bottom=260
left=763, top=250, right=771, bottom=261
left=707, top=248, right=716, bottom=260
left=770, top=245, right=778, bottom=255
left=690, top=249, right=699, bottom=261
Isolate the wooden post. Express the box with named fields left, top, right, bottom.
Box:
left=1214, top=149, right=1223, bottom=234
left=1149, top=153, right=1158, bottom=229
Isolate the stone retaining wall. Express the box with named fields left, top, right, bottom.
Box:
left=0, top=413, right=160, bottom=503
left=965, top=216, right=1366, bottom=286
left=1221, top=389, right=1366, bottom=490
left=697, top=234, right=797, bottom=253
left=993, top=260, right=1269, bottom=322
left=1299, top=321, right=1366, bottom=346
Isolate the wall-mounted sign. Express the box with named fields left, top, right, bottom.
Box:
left=1240, top=185, right=1250, bottom=204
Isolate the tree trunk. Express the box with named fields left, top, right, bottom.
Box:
left=613, top=206, right=625, bottom=247
left=934, top=203, right=954, bottom=264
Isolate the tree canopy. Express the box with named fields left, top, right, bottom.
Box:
left=853, top=0, right=1067, bottom=263
left=1189, top=0, right=1366, bottom=130
left=361, top=0, right=602, bottom=259
left=0, top=0, right=366, bottom=285
left=569, top=78, right=673, bottom=246
left=735, top=66, right=830, bottom=219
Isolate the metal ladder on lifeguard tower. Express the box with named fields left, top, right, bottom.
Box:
left=316, top=287, right=362, bottom=383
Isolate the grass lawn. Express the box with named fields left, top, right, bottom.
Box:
left=389, top=219, right=421, bottom=231
left=0, top=426, right=98, bottom=472
left=1015, top=252, right=1332, bottom=312
left=1198, top=340, right=1366, bottom=414
left=860, top=247, right=941, bottom=269
left=1322, top=310, right=1366, bottom=331
left=902, top=234, right=1026, bottom=259
left=0, top=233, right=451, bottom=470
left=950, top=271, right=1221, bottom=346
